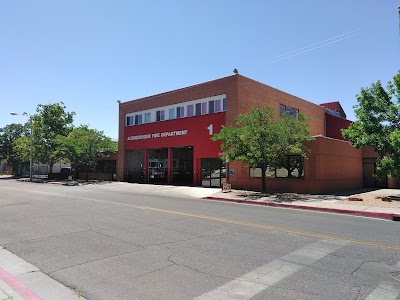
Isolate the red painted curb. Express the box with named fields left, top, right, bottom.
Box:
left=0, top=267, right=43, bottom=300
left=354, top=210, right=394, bottom=220
left=203, top=196, right=397, bottom=221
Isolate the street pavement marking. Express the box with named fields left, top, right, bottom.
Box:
left=0, top=268, right=43, bottom=300
left=193, top=240, right=346, bottom=300
left=2, top=186, right=400, bottom=251
left=0, top=278, right=26, bottom=300
left=365, top=282, right=400, bottom=300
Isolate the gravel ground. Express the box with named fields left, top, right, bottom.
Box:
left=228, top=188, right=400, bottom=208
left=340, top=189, right=400, bottom=208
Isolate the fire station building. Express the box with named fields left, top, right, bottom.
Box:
left=117, top=74, right=392, bottom=193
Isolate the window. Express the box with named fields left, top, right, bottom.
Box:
left=280, top=104, right=299, bottom=119
left=249, top=156, right=304, bottom=179
left=223, top=98, right=227, bottom=111
left=177, top=106, right=184, bottom=118
left=195, top=103, right=201, bottom=116
left=95, top=160, right=116, bottom=173
left=145, top=112, right=151, bottom=123
left=249, top=164, right=276, bottom=178
left=276, top=156, right=304, bottom=178
left=169, top=108, right=175, bottom=120
left=201, top=102, right=208, bottom=115
left=126, top=116, right=134, bottom=126
left=215, top=99, right=222, bottom=112
left=135, top=114, right=143, bottom=125
left=209, top=100, right=215, bottom=114
left=187, top=104, right=194, bottom=117
left=156, top=110, right=165, bottom=121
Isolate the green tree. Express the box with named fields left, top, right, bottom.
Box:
left=32, top=102, right=75, bottom=174
left=57, top=125, right=117, bottom=180
left=0, top=123, right=29, bottom=176
left=212, top=106, right=314, bottom=192
left=343, top=71, right=400, bottom=179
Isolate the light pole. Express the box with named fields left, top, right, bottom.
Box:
left=398, top=6, right=400, bottom=34
left=10, top=112, right=33, bottom=181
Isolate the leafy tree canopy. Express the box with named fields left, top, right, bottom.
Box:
left=32, top=102, right=75, bottom=173
left=343, top=71, right=400, bottom=178
left=0, top=123, right=29, bottom=175
left=56, top=125, right=117, bottom=180
left=212, top=105, right=314, bottom=192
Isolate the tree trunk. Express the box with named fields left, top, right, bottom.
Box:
left=261, top=162, right=267, bottom=193
left=49, top=163, right=54, bottom=175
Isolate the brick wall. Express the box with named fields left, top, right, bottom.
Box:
left=228, top=137, right=363, bottom=194
left=236, top=76, right=326, bottom=136
left=117, top=75, right=364, bottom=193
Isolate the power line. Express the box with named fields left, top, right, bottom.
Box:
left=264, top=26, right=371, bottom=65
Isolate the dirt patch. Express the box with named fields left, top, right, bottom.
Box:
left=230, top=189, right=400, bottom=208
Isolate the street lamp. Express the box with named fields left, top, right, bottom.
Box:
left=10, top=112, right=33, bottom=182
left=398, top=6, right=400, bottom=33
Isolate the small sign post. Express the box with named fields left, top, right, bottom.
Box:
left=222, top=182, right=232, bottom=193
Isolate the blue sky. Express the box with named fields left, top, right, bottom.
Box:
left=1, top=1, right=399, bottom=139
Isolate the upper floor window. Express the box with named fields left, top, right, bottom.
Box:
left=208, top=100, right=215, bottom=113
left=156, top=110, right=165, bottom=121
left=201, top=102, right=208, bottom=115
left=135, top=114, right=143, bottom=125
left=125, top=95, right=226, bottom=127
left=145, top=112, right=151, bottom=123
left=177, top=106, right=184, bottom=118
left=280, top=104, right=299, bottom=119
left=215, top=99, right=222, bottom=112
left=187, top=104, right=194, bottom=117
left=169, top=108, right=175, bottom=120
left=127, top=116, right=134, bottom=126
left=195, top=103, right=202, bottom=116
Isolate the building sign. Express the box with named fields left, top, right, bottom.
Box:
left=127, top=130, right=188, bottom=141
left=124, top=112, right=226, bottom=156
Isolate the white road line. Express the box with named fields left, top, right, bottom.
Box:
left=365, top=282, right=400, bottom=300
left=193, top=240, right=346, bottom=300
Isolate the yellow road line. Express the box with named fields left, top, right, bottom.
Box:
left=3, top=186, right=400, bottom=251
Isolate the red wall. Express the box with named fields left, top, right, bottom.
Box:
left=124, top=112, right=225, bottom=158
left=117, top=75, right=238, bottom=181
left=320, top=102, right=347, bottom=119
left=325, top=113, right=352, bottom=141
left=124, top=112, right=226, bottom=185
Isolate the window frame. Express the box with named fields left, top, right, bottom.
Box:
left=156, top=110, right=165, bottom=121
left=280, top=104, right=299, bottom=119
left=249, top=155, right=305, bottom=179
left=177, top=106, right=184, bottom=118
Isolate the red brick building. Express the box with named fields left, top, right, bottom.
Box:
left=117, top=74, right=387, bottom=193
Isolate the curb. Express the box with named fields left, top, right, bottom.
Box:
left=202, top=196, right=400, bottom=221
left=0, top=267, right=44, bottom=300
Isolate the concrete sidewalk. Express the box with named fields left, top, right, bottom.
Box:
left=0, top=247, right=84, bottom=300
left=204, top=191, right=400, bottom=221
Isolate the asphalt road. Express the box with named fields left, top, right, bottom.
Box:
left=1, top=179, right=400, bottom=300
